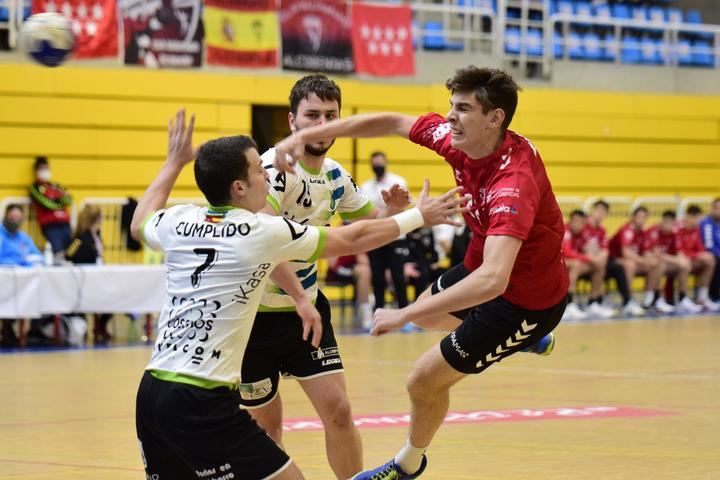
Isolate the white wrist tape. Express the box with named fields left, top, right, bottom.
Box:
left=392, top=207, right=425, bottom=235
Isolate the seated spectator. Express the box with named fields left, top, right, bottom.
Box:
left=562, top=210, right=614, bottom=321
left=0, top=204, right=42, bottom=267
left=609, top=206, right=674, bottom=314
left=405, top=226, right=441, bottom=301
left=700, top=197, right=720, bottom=303
left=30, top=156, right=73, bottom=256
left=587, top=200, right=643, bottom=316
left=65, top=204, right=113, bottom=343
left=646, top=210, right=701, bottom=314
left=325, top=253, right=372, bottom=329
left=1, top=204, right=42, bottom=346
left=678, top=205, right=719, bottom=312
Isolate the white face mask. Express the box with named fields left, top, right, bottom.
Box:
left=37, top=169, right=51, bottom=182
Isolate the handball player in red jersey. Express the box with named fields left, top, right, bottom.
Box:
left=273, top=66, right=569, bottom=479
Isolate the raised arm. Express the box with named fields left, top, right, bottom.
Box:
left=130, top=109, right=195, bottom=241
left=275, top=113, right=417, bottom=173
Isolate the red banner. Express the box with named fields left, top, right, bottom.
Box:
left=32, top=0, right=118, bottom=58
left=351, top=2, right=414, bottom=77
left=280, top=0, right=354, bottom=73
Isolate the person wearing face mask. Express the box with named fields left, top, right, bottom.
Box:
left=360, top=152, right=412, bottom=312
left=0, top=204, right=42, bottom=267
left=29, top=156, right=73, bottom=256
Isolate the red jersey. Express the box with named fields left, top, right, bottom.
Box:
left=409, top=113, right=568, bottom=310
left=562, top=226, right=591, bottom=263
left=645, top=224, right=677, bottom=255
left=583, top=222, right=609, bottom=253
left=676, top=225, right=705, bottom=259
left=29, top=181, right=72, bottom=227
left=609, top=222, right=647, bottom=257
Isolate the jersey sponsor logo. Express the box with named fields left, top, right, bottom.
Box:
left=450, top=331, right=469, bottom=358
left=175, top=221, right=251, bottom=238
left=311, top=346, right=339, bottom=361
left=322, top=358, right=342, bottom=366
left=232, top=263, right=272, bottom=305
left=432, top=122, right=452, bottom=143
left=308, top=178, right=326, bottom=185
left=488, top=204, right=518, bottom=216
left=282, top=218, right=309, bottom=240
left=239, top=377, right=273, bottom=401
left=487, top=187, right=520, bottom=202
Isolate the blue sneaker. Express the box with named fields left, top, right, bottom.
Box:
left=352, top=455, right=428, bottom=480
left=521, top=333, right=555, bottom=356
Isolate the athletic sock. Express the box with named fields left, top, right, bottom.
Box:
left=643, top=291, right=655, bottom=306
left=679, top=291, right=687, bottom=301
left=394, top=439, right=426, bottom=474
left=568, top=292, right=574, bottom=303
left=698, top=287, right=709, bottom=301
left=589, top=296, right=599, bottom=305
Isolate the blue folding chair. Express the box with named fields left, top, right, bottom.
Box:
left=676, top=39, right=693, bottom=65
left=603, top=34, right=618, bottom=61
left=423, top=21, right=446, bottom=50
left=557, top=0, right=573, bottom=16
left=505, top=26, right=521, bottom=54
left=553, top=31, right=564, bottom=59
left=0, top=0, right=8, bottom=22
left=693, top=39, right=715, bottom=67
left=612, top=4, right=630, bottom=20
left=568, top=30, right=585, bottom=59
left=621, top=36, right=641, bottom=64
left=666, top=8, right=682, bottom=24
left=526, top=28, right=543, bottom=57
left=594, top=3, right=611, bottom=20
left=584, top=31, right=603, bottom=60
left=639, top=37, right=657, bottom=64
left=654, top=38, right=667, bottom=65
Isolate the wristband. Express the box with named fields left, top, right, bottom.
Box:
left=392, top=207, right=425, bottom=235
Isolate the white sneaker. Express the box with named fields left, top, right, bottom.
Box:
left=700, top=298, right=720, bottom=313
left=677, top=296, right=703, bottom=314
left=562, top=302, right=588, bottom=322
left=653, top=298, right=676, bottom=314
left=586, top=302, right=615, bottom=318
left=621, top=300, right=645, bottom=317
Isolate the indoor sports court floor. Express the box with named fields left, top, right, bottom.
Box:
left=0, top=315, right=718, bottom=479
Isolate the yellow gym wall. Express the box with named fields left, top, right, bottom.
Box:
left=1, top=63, right=719, bottom=208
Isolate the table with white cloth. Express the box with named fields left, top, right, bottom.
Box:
left=0, top=265, right=166, bottom=346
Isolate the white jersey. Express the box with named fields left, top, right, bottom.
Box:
left=141, top=204, right=325, bottom=385
left=260, top=148, right=373, bottom=311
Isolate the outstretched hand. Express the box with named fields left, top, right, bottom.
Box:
left=371, top=308, right=408, bottom=336
left=415, top=179, right=469, bottom=227
left=167, top=109, right=197, bottom=167
left=273, top=132, right=306, bottom=174
left=381, top=184, right=412, bottom=212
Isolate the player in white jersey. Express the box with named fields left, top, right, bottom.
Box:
left=132, top=110, right=466, bottom=480
left=239, top=75, right=411, bottom=479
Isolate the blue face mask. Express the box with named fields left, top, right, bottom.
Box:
left=3, top=219, right=19, bottom=234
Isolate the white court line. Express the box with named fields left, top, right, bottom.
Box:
left=345, top=358, right=720, bottom=381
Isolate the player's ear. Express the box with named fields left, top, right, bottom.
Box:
left=231, top=179, right=248, bottom=198
left=490, top=108, right=505, bottom=129
left=288, top=112, right=297, bottom=133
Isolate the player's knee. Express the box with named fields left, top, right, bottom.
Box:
left=406, top=369, right=435, bottom=401
left=322, top=397, right=354, bottom=430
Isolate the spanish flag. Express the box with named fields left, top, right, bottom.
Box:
left=205, top=0, right=279, bottom=67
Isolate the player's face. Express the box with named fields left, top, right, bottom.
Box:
left=685, top=214, right=699, bottom=229
left=446, top=92, right=503, bottom=155
left=632, top=211, right=647, bottom=228
left=241, top=148, right=270, bottom=212
left=661, top=217, right=675, bottom=232
left=569, top=215, right=586, bottom=234
left=290, top=93, right=339, bottom=157
left=591, top=205, right=608, bottom=223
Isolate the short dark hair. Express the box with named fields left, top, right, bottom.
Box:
left=194, top=136, right=257, bottom=206
left=4, top=203, right=23, bottom=217
left=569, top=209, right=587, bottom=219
left=34, top=156, right=48, bottom=171
left=289, top=74, right=342, bottom=116
left=633, top=206, right=648, bottom=216
left=593, top=200, right=610, bottom=211
left=445, top=66, right=521, bottom=130
left=686, top=204, right=702, bottom=216
left=661, top=210, right=677, bottom=220
left=370, top=151, right=386, bottom=160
